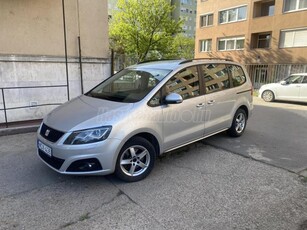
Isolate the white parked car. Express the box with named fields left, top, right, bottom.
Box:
left=259, top=73, right=307, bottom=103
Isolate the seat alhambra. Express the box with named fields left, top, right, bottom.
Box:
left=37, top=59, right=253, bottom=182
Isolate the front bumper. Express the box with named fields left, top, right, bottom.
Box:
left=37, top=132, right=122, bottom=176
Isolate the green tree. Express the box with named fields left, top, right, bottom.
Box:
left=170, top=33, right=195, bottom=60
left=109, top=0, right=183, bottom=62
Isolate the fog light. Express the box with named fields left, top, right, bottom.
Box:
left=67, top=158, right=102, bottom=172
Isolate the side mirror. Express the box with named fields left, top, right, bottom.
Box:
left=164, top=93, right=183, bottom=104
left=280, top=80, right=288, bottom=85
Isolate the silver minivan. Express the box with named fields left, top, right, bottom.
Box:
left=37, top=59, right=253, bottom=182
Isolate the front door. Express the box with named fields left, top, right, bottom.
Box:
left=299, top=75, right=307, bottom=102
left=162, top=66, right=205, bottom=151
left=277, top=75, right=303, bottom=101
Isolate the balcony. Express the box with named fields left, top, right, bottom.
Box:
left=253, top=0, right=275, bottom=18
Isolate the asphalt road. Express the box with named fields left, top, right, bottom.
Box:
left=1, top=132, right=307, bottom=229
left=205, top=97, right=307, bottom=174
left=1, top=97, right=307, bottom=229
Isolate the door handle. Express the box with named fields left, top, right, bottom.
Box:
left=196, top=103, right=205, bottom=108
left=207, top=100, right=215, bottom=105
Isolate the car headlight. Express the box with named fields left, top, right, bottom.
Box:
left=64, top=126, right=112, bottom=145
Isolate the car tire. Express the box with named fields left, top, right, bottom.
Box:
left=227, top=109, right=247, bottom=137
left=115, top=136, right=156, bottom=182
left=262, top=90, right=275, bottom=102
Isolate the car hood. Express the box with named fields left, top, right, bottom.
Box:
left=44, top=95, right=134, bottom=132
left=260, top=83, right=279, bottom=90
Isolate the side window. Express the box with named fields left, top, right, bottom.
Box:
left=148, top=90, right=161, bottom=107
left=165, top=66, right=200, bottom=100
left=287, top=75, right=304, bottom=84
left=302, top=76, right=307, bottom=84
left=201, top=64, right=230, bottom=94
left=229, top=65, right=246, bottom=87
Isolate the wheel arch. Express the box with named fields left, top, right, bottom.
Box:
left=129, top=132, right=160, bottom=157
left=237, top=105, right=249, bottom=119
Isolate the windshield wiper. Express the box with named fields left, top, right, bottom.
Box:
left=86, top=92, right=127, bottom=102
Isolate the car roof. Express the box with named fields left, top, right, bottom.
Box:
left=128, top=60, right=184, bottom=70
left=127, top=59, right=241, bottom=71
left=291, top=73, right=307, bottom=76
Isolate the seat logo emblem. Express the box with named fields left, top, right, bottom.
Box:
left=45, top=129, right=50, bottom=137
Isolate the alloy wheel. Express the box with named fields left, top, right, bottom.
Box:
left=119, top=145, right=150, bottom=177
left=262, top=90, right=274, bottom=102
left=235, top=113, right=246, bottom=134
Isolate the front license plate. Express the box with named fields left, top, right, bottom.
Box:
left=38, top=140, right=52, bottom=157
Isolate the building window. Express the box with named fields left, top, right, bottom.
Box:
left=254, top=0, right=275, bottom=17
left=219, top=5, right=247, bottom=24
left=258, top=33, right=271, bottom=48
left=280, top=28, right=307, bottom=48
left=284, top=0, right=307, bottom=12
left=200, top=39, right=212, bottom=52
left=200, top=14, right=213, bottom=27
left=251, top=32, right=272, bottom=49
left=218, top=37, right=245, bottom=51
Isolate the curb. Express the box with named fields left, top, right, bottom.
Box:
left=0, top=125, right=39, bottom=136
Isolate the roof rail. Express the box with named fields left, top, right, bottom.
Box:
left=179, top=58, right=233, bottom=65
left=137, top=59, right=184, bottom=64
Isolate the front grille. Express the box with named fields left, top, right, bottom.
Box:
left=40, top=123, right=64, bottom=143
left=38, top=150, right=65, bottom=170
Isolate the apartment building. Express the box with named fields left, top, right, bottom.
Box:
left=172, top=0, right=197, bottom=37
left=195, top=0, right=307, bottom=87
left=0, top=0, right=110, bottom=126
left=195, top=0, right=307, bottom=64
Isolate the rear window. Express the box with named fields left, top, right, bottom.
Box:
left=228, top=65, right=246, bottom=87
left=201, top=64, right=230, bottom=94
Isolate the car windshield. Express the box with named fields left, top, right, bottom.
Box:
left=283, top=75, right=303, bottom=84
left=86, top=68, right=171, bottom=103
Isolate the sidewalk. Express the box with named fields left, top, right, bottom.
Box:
left=0, top=119, right=41, bottom=136
left=254, top=96, right=307, bottom=111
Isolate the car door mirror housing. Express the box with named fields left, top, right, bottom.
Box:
left=164, top=93, right=183, bottom=104
left=280, top=80, right=288, bottom=85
